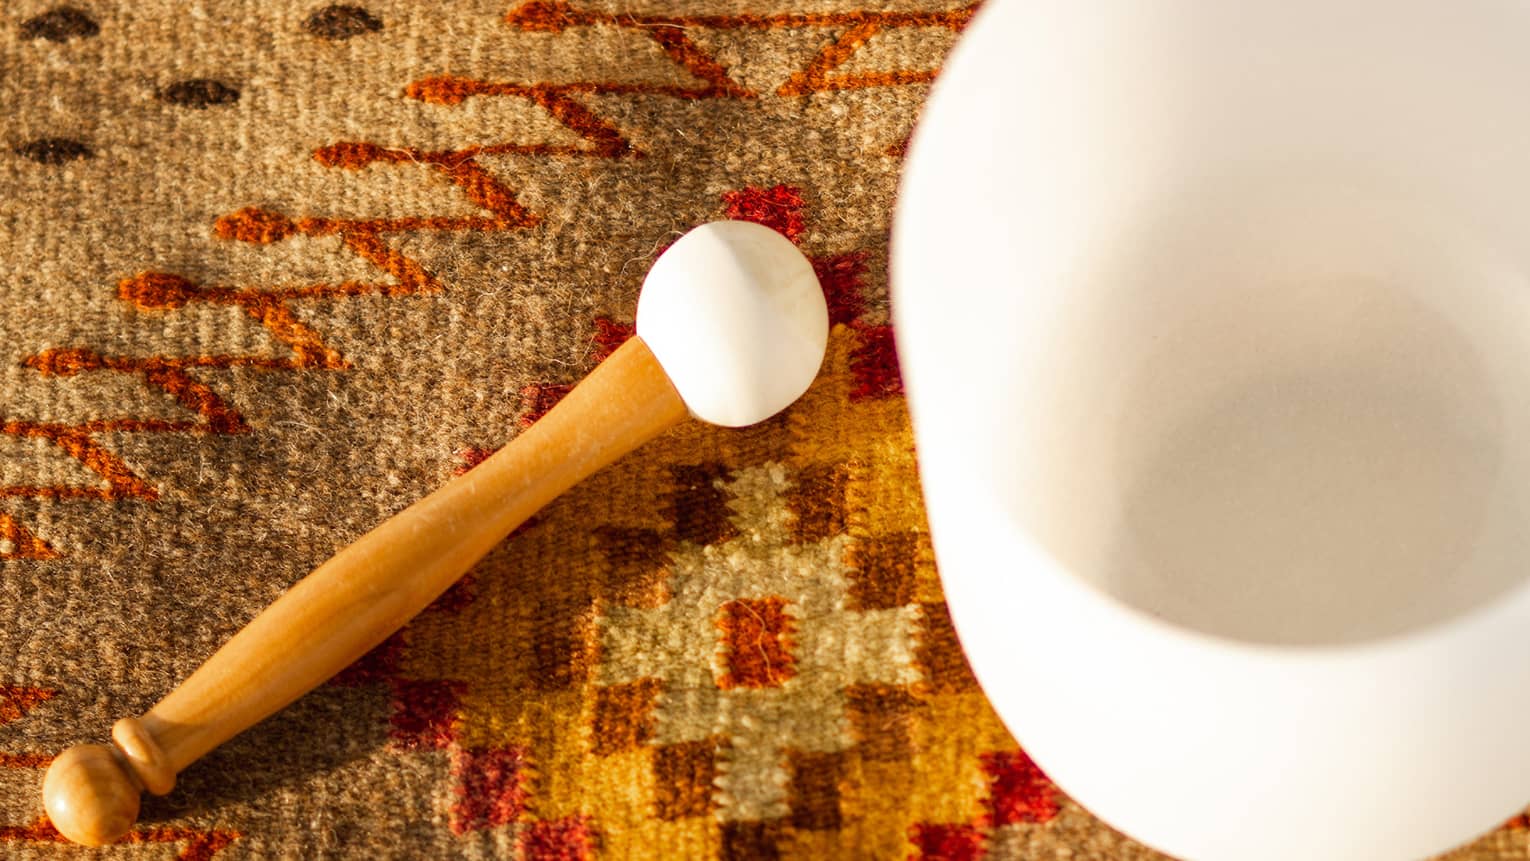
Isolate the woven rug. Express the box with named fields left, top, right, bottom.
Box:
left=2, top=3, right=1527, bottom=859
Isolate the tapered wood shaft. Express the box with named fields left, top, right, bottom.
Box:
left=43, top=336, right=688, bottom=846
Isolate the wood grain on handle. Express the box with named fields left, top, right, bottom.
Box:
left=44, top=336, right=688, bottom=845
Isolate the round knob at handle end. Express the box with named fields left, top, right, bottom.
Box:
left=42, top=744, right=142, bottom=846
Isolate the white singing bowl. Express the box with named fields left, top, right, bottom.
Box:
left=893, top=1, right=1530, bottom=859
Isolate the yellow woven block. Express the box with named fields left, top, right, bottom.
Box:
left=835, top=756, right=923, bottom=858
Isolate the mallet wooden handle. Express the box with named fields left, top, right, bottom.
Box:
left=43, top=336, right=688, bottom=846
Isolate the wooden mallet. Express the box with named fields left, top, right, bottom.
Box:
left=42, top=221, right=829, bottom=846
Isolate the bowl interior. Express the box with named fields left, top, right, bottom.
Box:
left=896, top=0, right=1530, bottom=646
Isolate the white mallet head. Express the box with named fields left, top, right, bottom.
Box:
left=637, top=220, right=829, bottom=427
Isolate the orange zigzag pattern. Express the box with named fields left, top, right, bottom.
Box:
left=0, top=142, right=534, bottom=546
left=0, top=682, right=57, bottom=770
left=0, top=818, right=239, bottom=860
left=0, top=3, right=973, bottom=556
left=455, top=1, right=979, bottom=103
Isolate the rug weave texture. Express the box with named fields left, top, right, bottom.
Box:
left=2, top=2, right=1528, bottom=859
